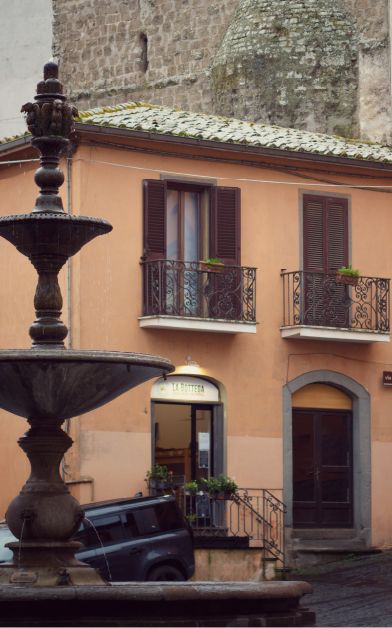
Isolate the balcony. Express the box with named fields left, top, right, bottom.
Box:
left=139, top=260, right=257, bottom=333
left=281, top=271, right=390, bottom=343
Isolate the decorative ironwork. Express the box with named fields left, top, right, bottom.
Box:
left=142, top=260, right=257, bottom=322
left=156, top=484, right=286, bottom=578
left=282, top=271, right=390, bottom=331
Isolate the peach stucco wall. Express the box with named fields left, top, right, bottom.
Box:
left=1, top=139, right=392, bottom=547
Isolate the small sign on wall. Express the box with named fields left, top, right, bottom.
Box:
left=383, top=371, right=392, bottom=385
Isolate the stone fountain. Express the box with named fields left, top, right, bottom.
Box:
left=0, top=61, right=174, bottom=587
left=0, top=63, right=315, bottom=627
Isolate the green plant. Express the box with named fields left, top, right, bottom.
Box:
left=186, top=513, right=196, bottom=524
left=186, top=480, right=199, bottom=494
left=146, top=464, right=169, bottom=481
left=337, top=264, right=360, bottom=277
left=197, top=477, right=209, bottom=491
left=204, top=258, right=221, bottom=264
left=218, top=474, right=238, bottom=494
left=207, top=476, right=221, bottom=493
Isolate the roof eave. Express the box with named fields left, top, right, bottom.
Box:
left=2, top=123, right=392, bottom=172
left=74, top=123, right=392, bottom=171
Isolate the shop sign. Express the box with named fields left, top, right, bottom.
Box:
left=151, top=376, right=219, bottom=402
left=383, top=371, right=392, bottom=385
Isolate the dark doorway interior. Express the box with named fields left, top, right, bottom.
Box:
left=292, top=408, right=353, bottom=528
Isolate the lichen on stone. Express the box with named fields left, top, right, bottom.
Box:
left=210, top=0, right=359, bottom=137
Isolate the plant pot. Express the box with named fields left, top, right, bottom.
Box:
left=209, top=490, right=220, bottom=499
left=158, top=481, right=168, bottom=489
left=198, top=261, right=224, bottom=274
left=223, top=491, right=233, bottom=500
left=150, top=480, right=158, bottom=489
left=335, top=272, right=359, bottom=286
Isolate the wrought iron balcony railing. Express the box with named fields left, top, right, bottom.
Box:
left=142, top=260, right=257, bottom=322
left=148, top=479, right=286, bottom=579
left=282, top=271, right=390, bottom=331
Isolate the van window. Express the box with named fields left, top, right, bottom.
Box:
left=88, top=515, right=125, bottom=546
left=122, top=511, right=141, bottom=539
left=121, top=506, right=160, bottom=537
left=133, top=507, right=159, bottom=536
left=155, top=501, right=184, bottom=532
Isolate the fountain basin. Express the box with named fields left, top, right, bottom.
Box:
left=0, top=213, right=112, bottom=261
left=0, top=349, right=174, bottom=421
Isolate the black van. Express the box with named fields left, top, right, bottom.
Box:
left=0, top=495, right=195, bottom=583
left=73, top=494, right=195, bottom=582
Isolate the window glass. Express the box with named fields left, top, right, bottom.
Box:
left=155, top=502, right=184, bottom=532
left=167, top=190, right=179, bottom=261
left=184, top=192, right=199, bottom=262
left=122, top=511, right=141, bottom=539
left=133, top=507, right=160, bottom=536
left=88, top=515, right=125, bottom=547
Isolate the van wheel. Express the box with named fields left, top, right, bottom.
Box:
left=147, top=565, right=185, bottom=581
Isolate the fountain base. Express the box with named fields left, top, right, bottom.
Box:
left=0, top=541, right=107, bottom=586
left=0, top=581, right=315, bottom=626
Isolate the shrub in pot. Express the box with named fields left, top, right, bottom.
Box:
left=218, top=474, right=238, bottom=499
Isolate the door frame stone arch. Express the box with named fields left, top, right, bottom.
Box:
left=283, top=370, right=371, bottom=547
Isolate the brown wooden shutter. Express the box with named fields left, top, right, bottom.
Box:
left=303, top=194, right=349, bottom=327
left=303, top=197, right=324, bottom=271
left=327, top=200, right=348, bottom=271
left=211, top=187, right=241, bottom=266
left=303, top=195, right=348, bottom=272
left=143, top=179, right=166, bottom=260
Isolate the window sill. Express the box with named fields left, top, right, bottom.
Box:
left=139, top=316, right=257, bottom=334
left=280, top=325, right=390, bottom=343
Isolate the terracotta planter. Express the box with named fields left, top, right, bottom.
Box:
left=335, top=272, right=359, bottom=286
left=198, top=261, right=224, bottom=274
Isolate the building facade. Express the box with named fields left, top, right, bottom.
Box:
left=1, top=104, right=392, bottom=570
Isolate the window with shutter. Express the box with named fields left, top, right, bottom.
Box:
left=303, top=195, right=349, bottom=327
left=143, top=180, right=241, bottom=319
left=303, top=195, right=348, bottom=273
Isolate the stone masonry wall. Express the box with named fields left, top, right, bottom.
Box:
left=52, top=0, right=392, bottom=141
left=53, top=0, right=238, bottom=115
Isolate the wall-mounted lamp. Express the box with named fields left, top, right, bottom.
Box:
left=185, top=356, right=200, bottom=367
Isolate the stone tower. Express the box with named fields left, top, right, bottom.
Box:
left=210, top=0, right=359, bottom=137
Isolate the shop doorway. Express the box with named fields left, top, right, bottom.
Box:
left=153, top=403, right=214, bottom=483
left=150, top=376, right=223, bottom=483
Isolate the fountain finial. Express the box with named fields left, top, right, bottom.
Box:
left=20, top=62, right=78, bottom=214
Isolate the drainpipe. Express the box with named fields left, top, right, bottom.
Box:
left=62, top=155, right=72, bottom=481
left=67, top=155, right=72, bottom=350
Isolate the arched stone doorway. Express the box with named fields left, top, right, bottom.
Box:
left=283, top=371, right=371, bottom=549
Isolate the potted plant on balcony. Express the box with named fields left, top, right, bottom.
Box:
left=207, top=476, right=221, bottom=499
left=198, top=258, right=224, bottom=274
left=218, top=474, right=238, bottom=499
left=335, top=265, right=360, bottom=286
left=197, top=478, right=209, bottom=493
left=186, top=480, right=199, bottom=495
left=146, top=464, right=170, bottom=489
